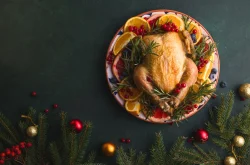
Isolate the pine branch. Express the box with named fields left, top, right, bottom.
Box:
left=85, top=151, right=96, bottom=163
left=149, top=132, right=167, bottom=165
left=49, top=142, right=62, bottom=165
left=37, top=113, right=47, bottom=164
left=69, top=131, right=78, bottom=165
left=135, top=152, right=146, bottom=165
left=215, top=91, right=234, bottom=132
left=0, top=113, right=19, bottom=143
left=116, top=146, right=133, bottom=165
left=76, top=122, right=92, bottom=163
left=211, top=137, right=229, bottom=150
left=0, top=131, right=15, bottom=145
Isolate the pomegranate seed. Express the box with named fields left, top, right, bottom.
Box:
left=126, top=139, right=131, bottom=143
left=120, top=138, right=125, bottom=143
left=193, top=104, right=198, bottom=108
left=193, top=29, right=197, bottom=34
left=181, top=83, right=186, bottom=88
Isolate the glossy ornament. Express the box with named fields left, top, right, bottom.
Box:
left=224, top=156, right=236, bottom=165
left=26, top=126, right=38, bottom=137
left=238, top=83, right=250, bottom=99
left=233, top=135, right=245, bottom=147
left=194, top=129, right=209, bottom=143
left=69, top=119, right=83, bottom=133
left=102, top=142, right=116, bottom=156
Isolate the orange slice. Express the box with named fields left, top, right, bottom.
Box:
left=118, top=79, right=142, bottom=101
left=113, top=32, right=136, bottom=55
left=125, top=100, right=141, bottom=115
left=157, top=14, right=185, bottom=30
left=124, top=16, right=151, bottom=33
left=188, top=21, right=202, bottom=45
left=198, top=52, right=215, bottom=82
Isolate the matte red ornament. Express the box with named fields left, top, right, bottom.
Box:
left=194, top=129, right=209, bottom=143
left=69, top=119, right=84, bottom=133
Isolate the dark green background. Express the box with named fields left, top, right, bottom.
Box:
left=0, top=0, right=250, bottom=164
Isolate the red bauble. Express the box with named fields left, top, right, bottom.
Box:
left=194, top=129, right=209, bottom=143
left=0, top=160, right=4, bottom=164
left=26, top=142, right=32, bottom=148
left=31, top=91, right=37, bottom=97
left=69, top=119, right=84, bottom=133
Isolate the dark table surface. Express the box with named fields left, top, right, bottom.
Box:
left=1, top=0, right=250, bottom=164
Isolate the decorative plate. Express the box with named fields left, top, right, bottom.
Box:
left=105, top=9, right=220, bottom=124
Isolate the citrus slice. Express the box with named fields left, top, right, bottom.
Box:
left=145, top=107, right=170, bottom=123
left=118, top=79, right=142, bottom=101
left=125, top=100, right=141, bottom=116
left=113, top=32, right=136, bottom=55
left=157, top=14, right=185, bottom=30
left=124, top=16, right=151, bottom=33
left=198, top=52, right=215, bottom=82
left=112, top=53, right=125, bottom=82
left=188, top=21, right=202, bottom=45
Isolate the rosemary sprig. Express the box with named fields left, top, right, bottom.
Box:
left=182, top=15, right=193, bottom=31
left=111, top=82, right=131, bottom=94
left=172, top=81, right=215, bottom=120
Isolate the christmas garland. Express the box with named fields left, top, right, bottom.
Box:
left=0, top=91, right=249, bottom=165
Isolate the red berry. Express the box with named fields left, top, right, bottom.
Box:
left=176, top=83, right=182, bottom=89
left=172, top=24, right=177, bottom=29
left=120, top=138, right=125, bottom=143
left=133, top=26, right=137, bottom=31
left=11, top=152, right=15, bottom=157
left=44, top=109, right=49, bottom=113
left=5, top=149, right=10, bottom=155
left=181, top=83, right=186, bottom=88
left=16, top=150, right=21, bottom=155
left=171, top=27, right=175, bottom=32
left=175, top=29, right=179, bottom=32
left=187, top=106, right=193, bottom=110
left=124, top=94, right=129, bottom=99
left=0, top=153, right=5, bottom=157
left=212, top=94, right=217, bottom=99
left=204, top=60, right=209, bottom=64
left=199, top=57, right=204, bottom=62
left=53, top=104, right=58, bottom=109
left=20, top=144, right=26, bottom=149
left=26, top=142, right=32, bottom=148
left=174, top=88, right=181, bottom=94
left=126, top=139, right=131, bottom=143
left=140, top=25, right=144, bottom=29
left=200, top=63, right=205, bottom=67
left=0, top=160, right=4, bottom=164
left=193, top=104, right=198, bottom=108
left=128, top=26, right=134, bottom=31
left=198, top=66, right=202, bottom=70
left=193, top=29, right=197, bottom=34
left=149, top=20, right=153, bottom=25
left=166, top=22, right=171, bottom=26
left=31, top=91, right=37, bottom=97
left=138, top=28, right=144, bottom=35
left=166, top=27, right=171, bottom=31
left=161, top=24, right=167, bottom=30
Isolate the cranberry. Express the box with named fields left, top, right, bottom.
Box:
left=174, top=88, right=181, bottom=94
left=125, top=139, right=131, bottom=143
left=20, top=144, right=26, bottom=149
left=199, top=57, right=204, bottom=62
left=181, top=83, right=186, bottom=88
left=193, top=29, right=197, bottom=34
left=193, top=104, right=198, bottom=108
left=44, top=109, right=49, bottom=113
left=200, top=63, right=205, bottom=67
left=128, top=26, right=134, bottom=31
left=0, top=160, right=4, bottom=164
left=187, top=106, right=193, bottom=110
left=31, top=91, right=37, bottom=97
left=16, top=150, right=21, bottom=155
left=176, top=83, right=182, bottom=89
left=171, top=27, right=175, bottom=32
left=5, top=149, right=10, bottom=155
left=204, top=60, right=209, bottom=64
left=0, top=153, right=5, bottom=157
left=162, top=24, right=167, bottom=30
left=175, top=29, right=179, bottom=32
left=172, top=24, right=177, bottom=29
left=26, top=142, right=32, bottom=148
left=124, top=94, right=129, bottom=99
left=138, top=28, right=144, bottom=35
left=120, top=138, right=125, bottom=143
left=198, top=66, right=202, bottom=70
left=53, top=104, right=58, bottom=109
left=11, top=152, right=15, bottom=157
left=212, top=94, right=217, bottom=99
left=166, top=27, right=171, bottom=31
left=140, top=25, right=144, bottom=29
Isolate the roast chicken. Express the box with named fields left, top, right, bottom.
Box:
left=133, top=30, right=198, bottom=115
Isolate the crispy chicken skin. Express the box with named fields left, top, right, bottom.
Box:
left=133, top=31, right=198, bottom=115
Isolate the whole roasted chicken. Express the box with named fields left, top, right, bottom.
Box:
left=133, top=31, right=198, bottom=115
